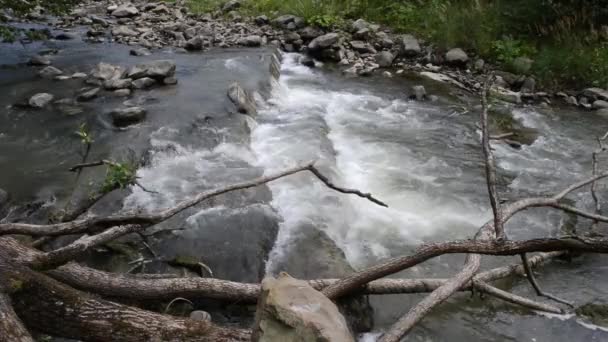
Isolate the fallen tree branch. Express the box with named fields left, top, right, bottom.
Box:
left=0, top=292, right=34, bottom=342
left=0, top=162, right=387, bottom=237
left=473, top=280, right=562, bottom=314
left=520, top=253, right=574, bottom=307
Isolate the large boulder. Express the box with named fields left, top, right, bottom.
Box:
left=111, top=107, right=147, bottom=127
left=308, top=33, right=340, bottom=51
left=582, top=88, right=608, bottom=101
left=252, top=273, right=355, bottom=342
left=91, top=63, right=126, bottom=81
left=227, top=82, right=256, bottom=115
left=398, top=34, right=421, bottom=57
left=351, top=18, right=369, bottom=33
left=375, top=51, right=395, bottom=67
left=28, top=93, right=54, bottom=108
left=299, top=26, right=323, bottom=40
left=128, top=60, right=176, bottom=80
left=239, top=35, right=262, bottom=47
left=103, top=78, right=133, bottom=90
left=273, top=14, right=296, bottom=28
left=111, top=3, right=139, bottom=18
left=445, top=48, right=469, bottom=65
left=185, top=36, right=204, bottom=50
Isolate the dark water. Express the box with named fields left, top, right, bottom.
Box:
left=2, top=29, right=608, bottom=341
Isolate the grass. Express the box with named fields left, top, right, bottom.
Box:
left=185, top=0, right=608, bottom=89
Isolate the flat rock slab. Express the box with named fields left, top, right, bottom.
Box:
left=111, top=106, right=147, bottom=127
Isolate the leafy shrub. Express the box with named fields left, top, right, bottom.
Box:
left=102, top=162, right=137, bottom=194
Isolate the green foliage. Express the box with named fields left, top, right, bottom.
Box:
left=24, top=29, right=49, bottom=41
left=101, top=162, right=137, bottom=194
left=0, top=0, right=79, bottom=15
left=0, top=25, right=16, bottom=42
left=75, top=123, right=93, bottom=146
left=491, top=38, right=536, bottom=65
left=534, top=43, right=608, bottom=89
left=308, top=14, right=344, bottom=29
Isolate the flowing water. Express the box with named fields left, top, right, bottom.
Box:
left=2, top=32, right=608, bottom=340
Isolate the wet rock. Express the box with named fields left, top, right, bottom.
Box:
left=127, top=60, right=176, bottom=81
left=582, top=87, right=608, bottom=101
left=76, top=87, right=100, bottom=101
left=374, top=51, right=394, bottom=67
left=227, top=82, right=256, bottom=115
left=272, top=14, right=296, bottom=28
left=190, top=310, right=212, bottom=322
left=420, top=71, right=466, bottom=89
left=474, top=58, right=485, bottom=71
left=511, top=56, right=533, bottom=75
left=520, top=77, right=536, bottom=93
left=351, top=18, right=369, bottom=32
left=185, top=36, right=204, bottom=50
left=299, top=26, right=323, bottom=40
left=284, top=31, right=300, bottom=44
left=308, top=33, right=340, bottom=51
left=163, top=76, right=178, bottom=85
left=111, top=107, right=146, bottom=127
left=399, top=34, right=421, bottom=57
left=238, top=35, right=262, bottom=47
left=54, top=31, right=78, bottom=40
left=28, top=93, right=54, bottom=108
left=91, top=63, right=126, bottom=81
left=580, top=96, right=592, bottom=109
left=132, top=77, right=156, bottom=89
left=252, top=274, right=354, bottom=342
left=350, top=40, right=376, bottom=54
left=382, top=71, right=392, bottom=77
left=28, top=55, right=51, bottom=66
left=90, top=15, right=109, bottom=26
left=410, top=85, right=427, bottom=101
left=113, top=89, right=132, bottom=97
left=593, top=100, right=608, bottom=109
left=111, top=3, right=139, bottom=18
left=565, top=95, right=578, bottom=106
left=576, top=303, right=608, bottom=326
left=445, top=48, right=469, bottom=65
left=130, top=47, right=151, bottom=56
left=38, top=66, right=63, bottom=78
left=103, top=78, right=133, bottom=90
left=71, top=72, right=87, bottom=79
left=299, top=55, right=315, bottom=67
left=222, top=0, right=241, bottom=12
left=490, top=86, right=522, bottom=104
left=112, top=25, right=139, bottom=37
left=254, top=15, right=269, bottom=26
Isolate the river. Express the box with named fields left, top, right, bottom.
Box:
left=1, top=31, right=607, bottom=341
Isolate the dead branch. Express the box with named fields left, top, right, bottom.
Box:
left=590, top=131, right=608, bottom=230
left=0, top=292, right=34, bottom=342
left=520, top=253, right=574, bottom=307
left=0, top=162, right=386, bottom=238
left=490, top=132, right=515, bottom=140
left=68, top=159, right=115, bottom=172
left=472, top=280, right=562, bottom=313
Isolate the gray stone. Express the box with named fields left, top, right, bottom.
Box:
left=222, top=0, right=241, bottom=12
left=283, top=31, right=300, bottom=43
left=113, top=89, right=132, bottom=97
left=308, top=33, right=339, bottom=51
left=351, top=18, right=369, bottom=32
left=54, top=32, right=78, bottom=40
left=38, top=66, right=63, bottom=78
left=71, top=72, right=87, bottom=79
left=520, top=77, right=536, bottom=93
left=76, top=87, right=100, bottom=101
left=445, top=48, right=469, bottom=65
left=299, top=55, right=315, bottom=67
left=597, top=108, right=608, bottom=117
left=410, top=85, right=427, bottom=101
left=91, top=63, right=126, bottom=81
left=151, top=4, right=170, bottom=14
left=349, top=40, right=376, bottom=54
left=566, top=96, right=579, bottom=106
left=103, top=78, right=133, bottom=90
left=90, top=15, right=109, bottom=26
left=580, top=96, right=592, bottom=109
left=185, top=36, right=204, bottom=50
left=112, top=25, right=139, bottom=37
left=132, top=77, right=156, bottom=89
left=254, top=15, right=269, bottom=25
left=111, top=107, right=146, bottom=126
left=511, top=57, right=534, bottom=75
left=593, top=100, right=608, bottom=109
left=399, top=34, right=421, bottom=57
left=474, top=58, right=485, bottom=71
left=128, top=60, right=176, bottom=80
left=374, top=51, right=395, bottom=67
left=582, top=88, right=608, bottom=101
left=252, top=274, right=354, bottom=342
left=273, top=14, right=296, bottom=28
left=228, top=82, right=256, bottom=115
left=28, top=55, right=51, bottom=66
left=190, top=311, right=211, bottom=322
left=130, top=48, right=151, bottom=56
left=163, top=76, right=178, bottom=85
left=28, top=93, right=54, bottom=108
left=239, top=35, right=262, bottom=47
left=293, top=17, right=305, bottom=29
left=299, top=26, right=323, bottom=40
left=111, top=4, right=139, bottom=18
left=490, top=86, right=522, bottom=104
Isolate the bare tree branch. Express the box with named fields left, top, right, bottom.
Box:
left=472, top=280, right=562, bottom=314
left=520, top=253, right=574, bottom=307
left=0, top=292, right=34, bottom=342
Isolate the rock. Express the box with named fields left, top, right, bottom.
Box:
left=151, top=4, right=170, bottom=14
left=54, top=32, right=78, bottom=40
left=273, top=14, right=296, bottom=28
left=353, top=28, right=371, bottom=41
left=71, top=72, right=87, bottom=79
left=474, top=58, right=485, bottom=71
left=113, top=89, right=132, bottom=97
left=76, top=87, right=100, bottom=101
left=445, top=48, right=469, bottom=65
left=103, top=78, right=133, bottom=90
left=28, top=93, right=54, bottom=108
left=410, top=85, right=427, bottom=101
left=185, top=36, right=204, bottom=50
left=382, top=71, right=392, bottom=77
left=91, top=63, right=126, bottom=81
left=349, top=40, right=376, bottom=54
left=593, top=100, right=608, bottom=109
left=112, top=25, right=139, bottom=37
left=132, top=77, right=156, bottom=89
left=490, top=86, right=522, bottom=104
left=90, top=15, right=109, bottom=26
left=566, top=96, right=579, bottom=106
left=190, top=311, right=211, bottom=322
left=308, top=33, right=340, bottom=51
left=254, top=15, right=269, bottom=25
left=419, top=71, right=466, bottom=89
left=299, top=26, right=323, bottom=40
left=582, top=88, right=608, bottom=101
left=130, top=48, right=151, bottom=56
left=227, top=82, right=256, bottom=115
left=580, top=96, right=592, bottom=109
left=520, top=77, right=536, bottom=93
left=511, top=57, right=534, bottom=75
left=28, top=55, right=51, bottom=66
left=111, top=3, right=139, bottom=18
left=597, top=108, right=608, bottom=117
left=222, top=0, right=241, bottom=12
left=283, top=31, right=300, bottom=44
left=239, top=35, right=262, bottom=47
left=163, top=76, right=178, bottom=85
left=399, top=34, right=421, bottom=57
left=351, top=18, right=369, bottom=32
left=38, top=66, right=63, bottom=78
left=375, top=51, right=395, bottom=67
left=293, top=17, right=305, bottom=29
left=137, top=60, right=176, bottom=80
left=111, top=107, right=146, bottom=127
left=299, top=55, right=315, bottom=67
left=252, top=274, right=354, bottom=342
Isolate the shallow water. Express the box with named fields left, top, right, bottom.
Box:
left=2, top=32, right=608, bottom=340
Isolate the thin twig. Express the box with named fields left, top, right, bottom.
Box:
left=520, top=253, right=574, bottom=307
left=164, top=297, right=193, bottom=314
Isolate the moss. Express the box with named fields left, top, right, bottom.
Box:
left=9, top=278, right=23, bottom=291
left=576, top=303, right=608, bottom=326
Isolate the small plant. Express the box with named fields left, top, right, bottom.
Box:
left=24, top=29, right=49, bottom=41
left=308, top=14, right=343, bottom=29
left=491, top=37, right=536, bottom=65
left=75, top=123, right=93, bottom=146
left=0, top=25, right=16, bottom=43
left=101, top=162, right=137, bottom=194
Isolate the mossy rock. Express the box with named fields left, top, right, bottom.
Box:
left=576, top=303, right=608, bottom=327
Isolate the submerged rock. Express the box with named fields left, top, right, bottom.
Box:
left=410, top=85, right=427, bottom=101
left=28, top=55, right=51, bottom=66
left=227, top=82, right=256, bottom=115
left=38, top=66, right=63, bottom=78
left=130, top=48, right=151, bottom=56
left=111, top=107, right=147, bottom=126
left=252, top=273, right=355, bottom=342
left=28, top=93, right=54, bottom=108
